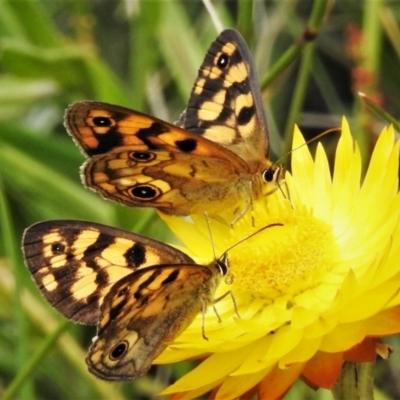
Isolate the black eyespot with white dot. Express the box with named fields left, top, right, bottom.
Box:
left=128, top=152, right=156, bottom=162
left=130, top=185, right=161, bottom=200
left=92, top=117, right=113, bottom=127
left=110, top=341, right=128, bottom=360
left=51, top=242, right=65, bottom=254
left=217, top=53, right=230, bottom=69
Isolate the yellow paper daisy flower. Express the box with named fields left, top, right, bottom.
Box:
left=156, top=119, right=400, bottom=399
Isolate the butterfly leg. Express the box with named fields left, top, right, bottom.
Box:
left=201, top=300, right=209, bottom=341
left=213, top=290, right=240, bottom=319
left=230, top=203, right=251, bottom=227
left=201, top=290, right=240, bottom=340
left=249, top=179, right=256, bottom=227
left=230, top=184, right=253, bottom=227
left=212, top=304, right=222, bottom=323
left=264, top=178, right=287, bottom=202
left=282, top=179, right=295, bottom=209
left=203, top=211, right=219, bottom=262
left=266, top=178, right=296, bottom=209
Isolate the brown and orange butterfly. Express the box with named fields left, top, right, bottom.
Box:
left=22, top=219, right=283, bottom=380
left=65, top=29, right=281, bottom=217
left=22, top=220, right=227, bottom=380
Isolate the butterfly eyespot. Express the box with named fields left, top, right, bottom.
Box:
left=128, top=152, right=156, bottom=162
left=175, top=138, right=197, bottom=152
left=217, top=53, right=229, bottom=69
left=110, top=341, right=129, bottom=360
left=51, top=242, right=65, bottom=254
left=91, top=117, right=113, bottom=127
left=130, top=184, right=161, bottom=200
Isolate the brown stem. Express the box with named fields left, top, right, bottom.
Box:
left=332, top=361, right=375, bottom=400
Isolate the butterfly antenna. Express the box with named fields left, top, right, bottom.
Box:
left=213, top=223, right=283, bottom=321
left=264, top=127, right=341, bottom=202
left=274, top=126, right=341, bottom=167
left=221, top=222, right=284, bottom=259
left=204, top=211, right=218, bottom=261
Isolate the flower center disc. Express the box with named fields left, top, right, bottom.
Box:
left=229, top=208, right=337, bottom=300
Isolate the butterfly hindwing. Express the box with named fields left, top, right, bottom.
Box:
left=86, top=264, right=219, bottom=380
left=84, top=149, right=252, bottom=215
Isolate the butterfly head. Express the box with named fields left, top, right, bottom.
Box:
left=213, top=223, right=285, bottom=287
left=262, top=163, right=283, bottom=184
left=215, top=253, right=229, bottom=276
left=215, top=253, right=235, bottom=285
left=265, top=126, right=340, bottom=183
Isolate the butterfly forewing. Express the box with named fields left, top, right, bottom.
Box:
left=66, top=102, right=249, bottom=166
left=65, top=103, right=157, bottom=156
left=22, top=220, right=194, bottom=324
left=179, top=29, right=270, bottom=167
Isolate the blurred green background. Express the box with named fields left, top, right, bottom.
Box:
left=1, top=0, right=400, bottom=399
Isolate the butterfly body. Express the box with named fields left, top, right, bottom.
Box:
left=65, top=29, right=281, bottom=217
left=22, top=220, right=225, bottom=380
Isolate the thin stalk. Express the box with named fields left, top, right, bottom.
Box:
left=359, top=92, right=400, bottom=133
left=282, top=0, right=329, bottom=153
left=0, top=177, right=34, bottom=399
left=352, top=0, right=384, bottom=163
left=0, top=261, right=126, bottom=400
left=260, top=0, right=328, bottom=92
left=129, top=1, right=161, bottom=111
left=237, top=0, right=253, bottom=42
left=2, top=321, right=69, bottom=400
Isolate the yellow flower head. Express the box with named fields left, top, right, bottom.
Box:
left=157, top=119, right=400, bottom=399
